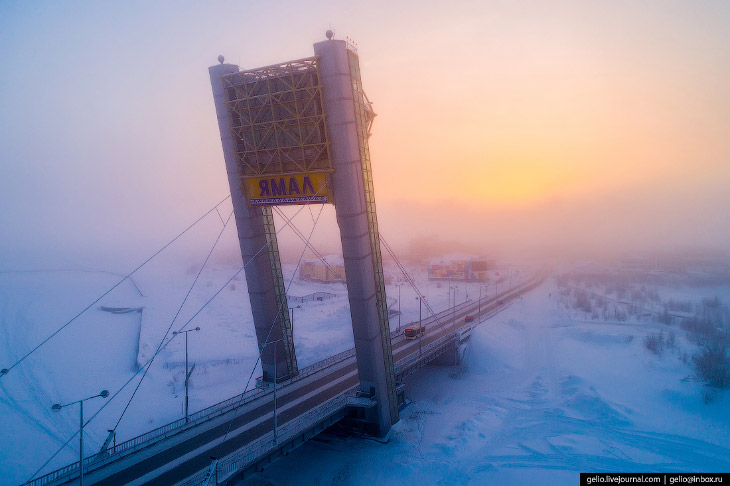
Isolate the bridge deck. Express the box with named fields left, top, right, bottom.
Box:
left=29, top=271, right=547, bottom=486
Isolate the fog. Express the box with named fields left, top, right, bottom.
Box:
left=2, top=0, right=729, bottom=271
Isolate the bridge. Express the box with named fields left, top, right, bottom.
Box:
left=23, top=270, right=547, bottom=486
left=6, top=33, right=552, bottom=486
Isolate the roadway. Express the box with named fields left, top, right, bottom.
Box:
left=62, top=270, right=548, bottom=486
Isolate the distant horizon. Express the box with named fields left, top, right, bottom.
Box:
left=2, top=0, right=729, bottom=267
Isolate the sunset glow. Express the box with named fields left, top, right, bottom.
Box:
left=2, top=3, right=730, bottom=484
left=1, top=0, right=729, bottom=258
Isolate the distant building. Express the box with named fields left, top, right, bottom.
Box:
left=428, top=258, right=495, bottom=282
left=299, top=256, right=394, bottom=285
left=299, top=257, right=346, bottom=284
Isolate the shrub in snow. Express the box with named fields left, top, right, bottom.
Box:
left=667, top=299, right=692, bottom=312
left=702, top=388, right=716, bottom=404
left=699, top=296, right=725, bottom=326
left=681, top=317, right=719, bottom=342
left=657, top=308, right=672, bottom=325
left=665, top=331, right=677, bottom=349
left=643, top=331, right=665, bottom=356
left=693, top=342, right=730, bottom=389
left=574, top=290, right=592, bottom=313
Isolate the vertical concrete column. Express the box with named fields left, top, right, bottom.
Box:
left=314, top=40, right=397, bottom=436
left=209, top=62, right=297, bottom=382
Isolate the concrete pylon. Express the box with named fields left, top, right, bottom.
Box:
left=314, top=39, right=398, bottom=436
left=209, top=63, right=297, bottom=383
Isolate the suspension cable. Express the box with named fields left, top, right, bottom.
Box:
left=1, top=195, right=231, bottom=379
left=221, top=202, right=325, bottom=443
left=26, top=187, right=327, bottom=483
left=273, top=206, right=346, bottom=287
left=379, top=233, right=445, bottom=327
left=113, top=209, right=234, bottom=430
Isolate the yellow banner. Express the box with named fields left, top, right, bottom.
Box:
left=244, top=172, right=330, bottom=206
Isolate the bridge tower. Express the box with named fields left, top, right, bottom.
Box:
left=209, top=61, right=297, bottom=383
left=209, top=35, right=398, bottom=436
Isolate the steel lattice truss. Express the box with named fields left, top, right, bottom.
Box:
left=222, top=57, right=331, bottom=177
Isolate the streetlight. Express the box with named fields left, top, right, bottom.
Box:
left=173, top=327, right=200, bottom=423
left=415, top=296, right=424, bottom=358
left=52, top=389, right=110, bottom=486
left=452, top=286, right=459, bottom=331
left=447, top=278, right=452, bottom=312
left=261, top=338, right=284, bottom=444
left=396, top=283, right=403, bottom=332
left=479, top=284, right=488, bottom=322
left=420, top=279, right=431, bottom=302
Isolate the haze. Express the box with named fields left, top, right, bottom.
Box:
left=1, top=0, right=729, bottom=268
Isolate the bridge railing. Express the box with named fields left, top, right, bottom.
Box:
left=23, top=345, right=359, bottom=486
left=172, top=275, right=548, bottom=485
left=26, top=275, right=547, bottom=486
left=395, top=331, right=458, bottom=376
left=394, top=273, right=549, bottom=377
left=176, top=387, right=357, bottom=486
left=217, top=388, right=355, bottom=482
left=391, top=298, right=474, bottom=337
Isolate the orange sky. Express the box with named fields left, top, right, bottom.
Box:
left=2, top=1, right=729, bottom=262
left=365, top=2, right=730, bottom=211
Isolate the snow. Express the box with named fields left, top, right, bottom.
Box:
left=249, top=280, right=730, bottom=485
left=0, top=270, right=146, bottom=484
left=2, top=266, right=729, bottom=486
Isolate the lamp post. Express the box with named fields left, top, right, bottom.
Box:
left=416, top=296, right=424, bottom=358
left=421, top=278, right=431, bottom=302
left=452, top=286, right=458, bottom=331
left=52, top=390, right=110, bottom=486
left=479, top=284, right=488, bottom=321
left=397, top=283, right=403, bottom=332
left=273, top=341, right=278, bottom=443
left=262, top=338, right=284, bottom=444
left=173, top=327, right=200, bottom=423
left=447, top=278, right=451, bottom=312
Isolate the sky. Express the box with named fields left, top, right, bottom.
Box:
left=1, top=0, right=729, bottom=267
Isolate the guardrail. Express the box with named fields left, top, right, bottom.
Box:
left=176, top=389, right=357, bottom=486
left=395, top=271, right=550, bottom=377
left=175, top=294, right=521, bottom=486
left=24, top=345, right=359, bottom=486
left=395, top=331, right=458, bottom=376
left=26, top=273, right=547, bottom=486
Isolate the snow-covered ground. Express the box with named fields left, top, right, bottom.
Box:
left=2, top=265, right=728, bottom=486
left=249, top=279, right=730, bottom=485
left=0, top=260, right=516, bottom=485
